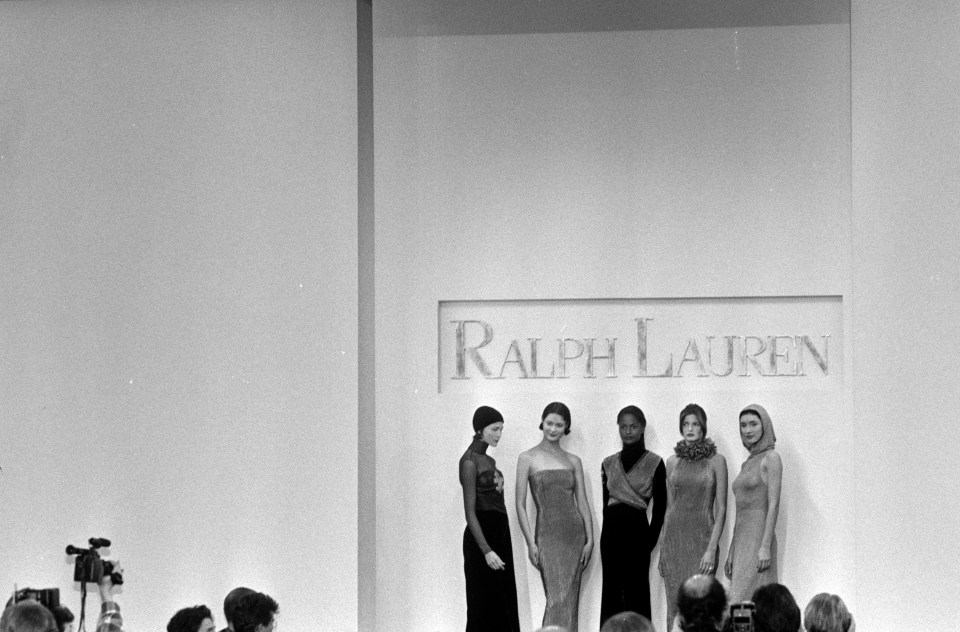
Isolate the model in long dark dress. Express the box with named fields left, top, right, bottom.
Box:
left=599, top=406, right=666, bottom=627
left=460, top=407, right=520, bottom=632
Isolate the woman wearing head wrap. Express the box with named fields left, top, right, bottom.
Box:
left=659, top=403, right=728, bottom=632
left=459, top=405, right=520, bottom=632
left=598, top=405, right=666, bottom=627
left=515, top=402, right=593, bottom=632
left=724, top=404, right=783, bottom=603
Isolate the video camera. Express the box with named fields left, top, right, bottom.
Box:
left=65, top=538, right=123, bottom=586
left=730, top=601, right=756, bottom=632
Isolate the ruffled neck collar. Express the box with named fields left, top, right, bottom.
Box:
left=674, top=438, right=717, bottom=461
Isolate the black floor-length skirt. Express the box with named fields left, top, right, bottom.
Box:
left=599, top=504, right=653, bottom=626
left=463, top=510, right=521, bottom=632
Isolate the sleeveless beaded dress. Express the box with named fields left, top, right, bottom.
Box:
left=529, top=469, right=586, bottom=632
left=660, top=441, right=718, bottom=629
left=729, top=404, right=779, bottom=603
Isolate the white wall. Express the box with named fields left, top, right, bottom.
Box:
left=374, top=11, right=853, bottom=632
left=0, top=3, right=359, bottom=630
left=851, top=2, right=960, bottom=629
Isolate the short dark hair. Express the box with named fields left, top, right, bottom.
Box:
left=752, top=584, right=801, bottom=632
left=540, top=401, right=572, bottom=435
left=167, top=605, right=212, bottom=632
left=679, top=403, right=707, bottom=435
left=677, top=575, right=726, bottom=632
left=223, top=588, right=255, bottom=625
left=232, top=593, right=278, bottom=632
left=1, top=601, right=58, bottom=632
left=49, top=606, right=73, bottom=632
left=618, top=405, right=647, bottom=428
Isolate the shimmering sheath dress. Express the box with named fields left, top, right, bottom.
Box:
left=729, top=452, right=778, bottom=603
left=660, top=457, right=717, bottom=628
left=530, top=469, right=586, bottom=632
left=462, top=448, right=521, bottom=632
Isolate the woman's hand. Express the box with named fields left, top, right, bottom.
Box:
left=699, top=550, right=717, bottom=575
left=527, top=543, right=541, bottom=570
left=579, top=541, right=593, bottom=568
left=484, top=550, right=506, bottom=571
left=724, top=555, right=733, bottom=579
left=757, top=545, right=771, bottom=572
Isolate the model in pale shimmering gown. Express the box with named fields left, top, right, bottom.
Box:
left=660, top=455, right=717, bottom=627
left=729, top=450, right=778, bottom=601
left=529, top=469, right=587, bottom=632
left=727, top=404, right=781, bottom=604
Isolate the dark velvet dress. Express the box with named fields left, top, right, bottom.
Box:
left=599, top=443, right=666, bottom=627
left=460, top=439, right=521, bottom=632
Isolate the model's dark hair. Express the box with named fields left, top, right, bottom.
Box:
left=0, top=602, right=58, bottom=632
left=223, top=587, right=255, bottom=625
left=618, top=405, right=646, bottom=428
left=540, top=401, right=572, bottom=435
left=677, top=577, right=726, bottom=632
left=232, top=593, right=279, bottom=632
left=752, top=584, right=801, bottom=632
left=167, top=605, right=213, bottom=632
left=679, top=403, right=707, bottom=434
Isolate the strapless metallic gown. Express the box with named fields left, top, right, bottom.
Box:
left=530, top=469, right=586, bottom=632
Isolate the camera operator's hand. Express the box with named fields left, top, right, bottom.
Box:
left=97, top=561, right=122, bottom=603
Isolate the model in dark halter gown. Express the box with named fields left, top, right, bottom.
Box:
left=659, top=404, right=727, bottom=632
left=460, top=406, right=520, bottom=632
left=599, top=405, right=666, bottom=628
left=725, top=404, right=783, bottom=604
left=516, top=402, right=593, bottom=632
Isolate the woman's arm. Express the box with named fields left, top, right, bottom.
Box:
left=660, top=456, right=676, bottom=575
left=514, top=452, right=540, bottom=569
left=460, top=458, right=505, bottom=570
left=572, top=455, right=594, bottom=567
left=757, top=451, right=783, bottom=572
left=701, top=454, right=728, bottom=574
left=648, top=460, right=667, bottom=553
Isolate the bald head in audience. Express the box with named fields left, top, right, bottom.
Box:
left=599, top=611, right=655, bottom=632
left=676, top=574, right=726, bottom=632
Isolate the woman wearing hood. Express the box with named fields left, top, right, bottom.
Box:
left=724, top=404, right=783, bottom=603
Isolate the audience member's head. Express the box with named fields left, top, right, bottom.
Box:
left=231, top=593, right=278, bottom=632
left=167, top=605, right=215, bottom=632
left=600, top=611, right=655, bottom=632
left=222, top=588, right=255, bottom=631
left=534, top=626, right=569, bottom=632
left=49, top=606, right=73, bottom=632
left=0, top=601, right=58, bottom=632
left=804, top=593, right=853, bottom=632
left=677, top=574, right=726, bottom=632
left=752, top=584, right=801, bottom=632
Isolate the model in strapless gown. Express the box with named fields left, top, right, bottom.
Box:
left=529, top=469, right=587, bottom=632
